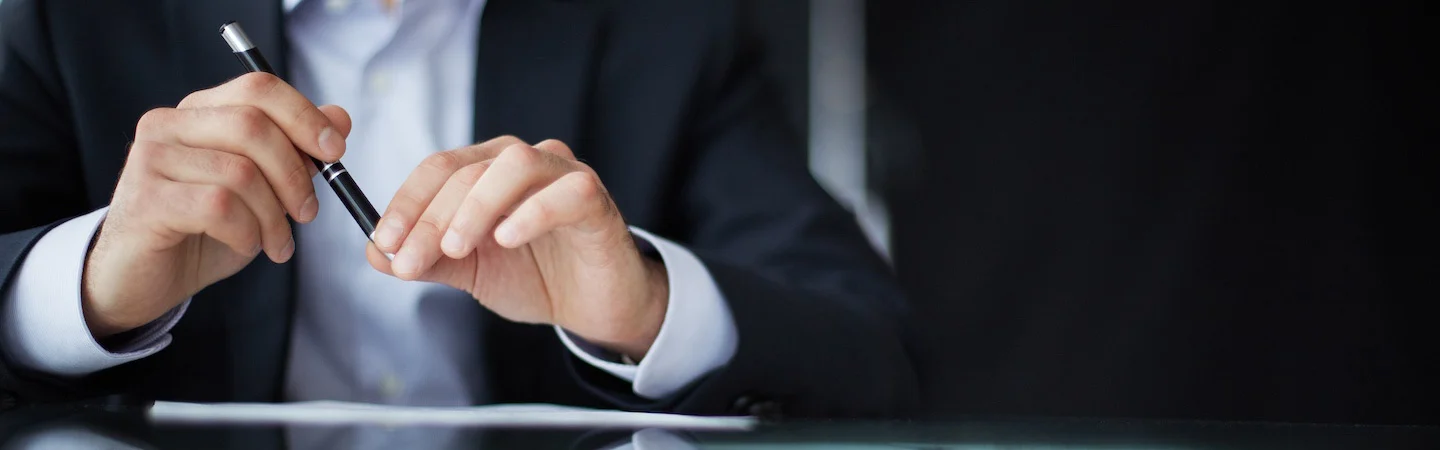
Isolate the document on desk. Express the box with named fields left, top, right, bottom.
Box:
left=148, top=401, right=755, bottom=430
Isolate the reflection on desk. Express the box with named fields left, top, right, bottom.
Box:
left=4, top=406, right=1440, bottom=449
left=3, top=422, right=699, bottom=450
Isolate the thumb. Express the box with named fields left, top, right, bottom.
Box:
left=317, top=104, right=353, bottom=138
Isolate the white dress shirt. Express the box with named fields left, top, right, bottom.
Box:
left=1, top=0, right=736, bottom=404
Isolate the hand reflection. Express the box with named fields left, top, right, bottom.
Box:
left=4, top=425, right=147, bottom=450
left=283, top=426, right=698, bottom=450
left=0, top=412, right=699, bottom=450
left=603, top=428, right=698, bottom=450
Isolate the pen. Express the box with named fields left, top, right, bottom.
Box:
left=220, top=21, right=390, bottom=257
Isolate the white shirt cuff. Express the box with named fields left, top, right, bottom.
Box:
left=0, top=207, right=187, bottom=377
left=555, top=227, right=738, bottom=399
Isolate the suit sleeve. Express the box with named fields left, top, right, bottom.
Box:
left=0, top=0, right=110, bottom=406
left=566, top=2, right=920, bottom=419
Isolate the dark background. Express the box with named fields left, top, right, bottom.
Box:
left=877, top=1, right=1436, bottom=423
left=753, top=0, right=1437, bottom=424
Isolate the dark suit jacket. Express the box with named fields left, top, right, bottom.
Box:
left=0, top=0, right=917, bottom=418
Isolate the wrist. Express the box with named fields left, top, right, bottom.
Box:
left=80, top=220, right=122, bottom=338
left=81, top=256, right=132, bottom=338
left=602, top=257, right=669, bottom=360
left=79, top=225, right=148, bottom=338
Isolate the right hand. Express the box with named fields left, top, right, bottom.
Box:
left=82, top=73, right=352, bottom=338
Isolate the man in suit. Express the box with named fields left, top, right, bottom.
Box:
left=0, top=0, right=916, bottom=419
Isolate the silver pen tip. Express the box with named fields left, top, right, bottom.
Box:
left=219, top=21, right=256, bottom=52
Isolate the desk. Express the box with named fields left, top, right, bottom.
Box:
left=3, top=406, right=1439, bottom=449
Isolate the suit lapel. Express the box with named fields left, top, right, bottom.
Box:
left=473, top=0, right=603, bottom=158
left=163, top=0, right=293, bottom=403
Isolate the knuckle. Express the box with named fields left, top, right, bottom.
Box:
left=282, top=160, right=314, bottom=196
left=470, top=159, right=495, bottom=178
left=219, top=154, right=260, bottom=187
left=568, top=171, right=604, bottom=201
left=116, top=146, right=159, bottom=198
left=290, top=102, right=325, bottom=132
left=233, top=72, right=282, bottom=97
left=536, top=139, right=575, bottom=159
left=411, top=217, right=443, bottom=240
left=455, top=163, right=487, bottom=185
left=488, top=135, right=524, bottom=148
left=231, top=106, right=272, bottom=141
left=498, top=143, right=538, bottom=167
left=176, top=90, right=205, bottom=109
left=135, top=108, right=173, bottom=136
left=125, top=141, right=163, bottom=168
left=391, top=189, right=429, bottom=214
left=199, top=186, right=235, bottom=220
left=422, top=150, right=466, bottom=174
left=529, top=201, right=555, bottom=225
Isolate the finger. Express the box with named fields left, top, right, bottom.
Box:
left=444, top=143, right=574, bottom=257
left=365, top=242, right=395, bottom=276
left=151, top=180, right=264, bottom=257
left=136, top=107, right=319, bottom=223
left=391, top=163, right=489, bottom=280
left=138, top=142, right=295, bottom=263
left=317, top=104, right=352, bottom=138
left=493, top=170, right=619, bottom=249
left=179, top=72, right=346, bottom=162
left=372, top=136, right=524, bottom=251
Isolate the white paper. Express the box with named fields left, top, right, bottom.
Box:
left=147, top=401, right=756, bottom=431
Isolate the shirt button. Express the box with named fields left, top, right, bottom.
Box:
left=379, top=373, right=404, bottom=400
left=368, top=71, right=391, bottom=93
left=325, top=0, right=350, bottom=13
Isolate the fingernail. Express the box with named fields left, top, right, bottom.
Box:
left=494, top=222, right=518, bottom=247
left=300, top=195, right=319, bottom=222
left=373, top=217, right=404, bottom=248
left=441, top=229, right=465, bottom=254
left=391, top=250, right=418, bottom=277
left=318, top=126, right=345, bottom=160
left=281, top=237, right=295, bottom=261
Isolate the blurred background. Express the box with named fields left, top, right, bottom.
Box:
left=750, top=0, right=1436, bottom=423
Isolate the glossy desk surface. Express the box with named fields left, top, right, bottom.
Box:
left=3, top=405, right=1439, bottom=449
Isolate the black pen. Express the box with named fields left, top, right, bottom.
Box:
left=220, top=21, right=389, bottom=257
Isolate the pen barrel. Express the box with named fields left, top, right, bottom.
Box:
left=323, top=165, right=382, bottom=239
left=232, top=49, right=274, bottom=75
left=224, top=21, right=381, bottom=243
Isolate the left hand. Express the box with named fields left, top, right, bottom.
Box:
left=366, top=136, right=668, bottom=359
